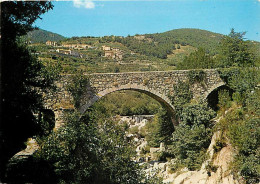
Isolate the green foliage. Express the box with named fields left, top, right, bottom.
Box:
left=172, top=124, right=211, bottom=170
left=146, top=109, right=174, bottom=147
left=213, top=138, right=227, bottom=153
left=147, top=28, right=223, bottom=55
left=157, top=151, right=175, bottom=162
left=1, top=1, right=55, bottom=181
left=92, top=90, right=161, bottom=117
left=236, top=153, right=260, bottom=184
left=38, top=109, right=56, bottom=136
left=227, top=117, right=260, bottom=184
left=177, top=48, right=215, bottom=69
left=170, top=103, right=215, bottom=170
left=117, top=35, right=175, bottom=59
left=169, top=81, right=193, bottom=117
left=218, top=67, right=260, bottom=106
left=146, top=116, right=161, bottom=147
left=99, top=29, right=224, bottom=60
left=36, top=111, right=145, bottom=184
left=228, top=118, right=260, bottom=156
left=157, top=110, right=175, bottom=145
left=205, top=161, right=218, bottom=176
left=144, top=173, right=163, bottom=184
left=216, top=29, right=256, bottom=68
left=246, top=89, right=260, bottom=116
left=187, top=70, right=206, bottom=84
left=217, top=89, right=232, bottom=110
left=227, top=68, right=259, bottom=95
left=180, top=103, right=216, bottom=127
left=129, top=126, right=139, bottom=135
left=27, top=29, right=66, bottom=43
left=217, top=86, right=260, bottom=183
left=66, top=73, right=89, bottom=108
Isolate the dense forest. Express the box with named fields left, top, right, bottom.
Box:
left=1, top=1, right=260, bottom=184
left=27, top=29, right=66, bottom=43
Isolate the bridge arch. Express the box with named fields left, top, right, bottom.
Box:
left=78, top=84, right=177, bottom=125
left=205, top=82, right=234, bottom=111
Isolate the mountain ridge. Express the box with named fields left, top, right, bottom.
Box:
left=27, top=29, right=66, bottom=43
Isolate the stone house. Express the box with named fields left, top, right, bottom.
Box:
left=46, top=40, right=57, bottom=46
left=56, top=49, right=71, bottom=55
left=102, top=45, right=111, bottom=51
left=104, top=50, right=114, bottom=58
left=62, top=44, right=90, bottom=50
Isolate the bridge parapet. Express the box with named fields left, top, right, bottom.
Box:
left=87, top=69, right=224, bottom=100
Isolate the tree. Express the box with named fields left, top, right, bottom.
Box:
left=146, top=108, right=174, bottom=147
left=216, top=28, right=256, bottom=67
left=36, top=111, right=145, bottom=184
left=177, top=48, right=215, bottom=69
left=170, top=103, right=216, bottom=170
left=168, top=81, right=193, bottom=118
left=1, top=1, right=54, bottom=181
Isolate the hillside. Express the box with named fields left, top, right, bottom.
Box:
left=149, top=28, right=223, bottom=54
left=32, top=28, right=260, bottom=74
left=97, top=29, right=223, bottom=60
left=27, top=29, right=66, bottom=43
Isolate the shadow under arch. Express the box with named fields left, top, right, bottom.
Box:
left=79, top=84, right=177, bottom=125
left=206, top=83, right=233, bottom=111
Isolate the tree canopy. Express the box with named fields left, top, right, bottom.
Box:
left=1, top=1, right=55, bottom=181
left=216, top=28, right=256, bottom=67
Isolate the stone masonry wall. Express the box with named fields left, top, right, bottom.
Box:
left=43, top=69, right=225, bottom=128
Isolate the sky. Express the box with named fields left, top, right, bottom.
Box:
left=34, top=0, right=260, bottom=41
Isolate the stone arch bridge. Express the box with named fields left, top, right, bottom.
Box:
left=44, top=69, right=225, bottom=127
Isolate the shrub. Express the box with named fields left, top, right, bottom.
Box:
left=187, top=70, right=206, bottom=84
left=169, top=81, right=193, bottom=117
left=205, top=161, right=218, bottom=176
left=66, top=73, right=89, bottom=108
left=213, top=138, right=227, bottom=153
left=170, top=102, right=215, bottom=171
left=218, top=89, right=232, bottom=110
left=180, top=103, right=216, bottom=127
left=172, top=124, right=212, bottom=170
left=146, top=108, right=174, bottom=147
left=157, top=151, right=174, bottom=162
left=129, top=126, right=139, bottom=135
left=36, top=111, right=145, bottom=184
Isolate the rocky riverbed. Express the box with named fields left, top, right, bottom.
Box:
left=117, top=115, right=242, bottom=184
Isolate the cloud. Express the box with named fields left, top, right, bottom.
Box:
left=73, top=0, right=95, bottom=9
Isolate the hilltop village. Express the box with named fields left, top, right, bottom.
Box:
left=45, top=40, right=124, bottom=60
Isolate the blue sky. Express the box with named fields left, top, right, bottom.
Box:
left=34, top=0, right=260, bottom=41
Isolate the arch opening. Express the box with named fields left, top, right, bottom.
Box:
left=207, top=85, right=234, bottom=111
left=79, top=85, right=177, bottom=125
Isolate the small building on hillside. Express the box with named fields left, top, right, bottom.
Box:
left=102, top=46, right=111, bottom=51
left=56, top=49, right=71, bottom=55
left=56, top=49, right=84, bottom=58
left=62, top=44, right=90, bottom=50
left=104, top=50, right=123, bottom=60
left=104, top=51, right=114, bottom=58
left=46, top=40, right=57, bottom=46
